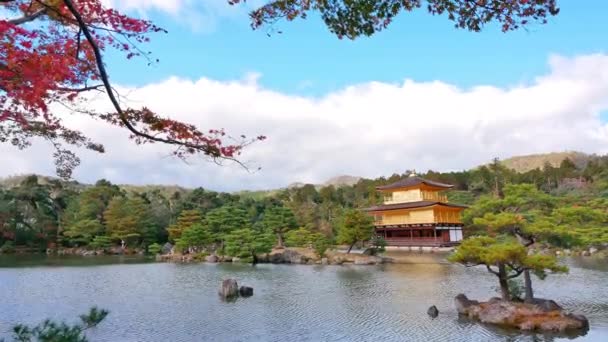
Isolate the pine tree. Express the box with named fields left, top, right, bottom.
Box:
left=262, top=206, right=298, bottom=247
left=337, top=209, right=374, bottom=253
left=166, top=210, right=203, bottom=242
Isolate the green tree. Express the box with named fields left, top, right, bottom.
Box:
left=205, top=205, right=251, bottom=253
left=175, top=224, right=212, bottom=253
left=285, top=227, right=316, bottom=247
left=0, top=176, right=64, bottom=249
left=262, top=206, right=298, bottom=248
left=61, top=180, right=122, bottom=246
left=104, top=197, right=153, bottom=248
left=312, top=234, right=331, bottom=258
left=449, top=236, right=567, bottom=301
left=465, top=183, right=557, bottom=303
left=224, top=228, right=273, bottom=265
left=166, top=209, right=203, bottom=242
left=62, top=219, right=104, bottom=246
left=337, top=209, right=374, bottom=253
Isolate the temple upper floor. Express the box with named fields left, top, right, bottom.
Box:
left=383, top=188, right=448, bottom=204
left=376, top=176, right=452, bottom=204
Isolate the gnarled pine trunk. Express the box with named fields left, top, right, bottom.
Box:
left=347, top=242, right=355, bottom=254
left=498, top=264, right=511, bottom=301
left=523, top=269, right=534, bottom=303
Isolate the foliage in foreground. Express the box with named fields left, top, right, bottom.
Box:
left=4, top=307, right=108, bottom=342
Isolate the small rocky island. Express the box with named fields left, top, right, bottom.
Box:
left=455, top=294, right=589, bottom=333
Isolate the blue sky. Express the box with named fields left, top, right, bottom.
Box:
left=4, top=1, right=608, bottom=190
left=107, top=1, right=608, bottom=99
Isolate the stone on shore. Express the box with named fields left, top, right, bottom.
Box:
left=268, top=248, right=308, bottom=264
left=219, top=279, right=239, bottom=299
left=454, top=294, right=588, bottom=333
left=239, top=286, right=254, bottom=297
left=205, top=255, right=219, bottom=263
left=161, top=243, right=173, bottom=255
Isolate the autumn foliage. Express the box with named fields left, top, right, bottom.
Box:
left=1, top=0, right=264, bottom=178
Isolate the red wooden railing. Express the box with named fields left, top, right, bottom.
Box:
left=383, top=237, right=457, bottom=247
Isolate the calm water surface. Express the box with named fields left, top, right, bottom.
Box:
left=0, top=254, right=607, bottom=342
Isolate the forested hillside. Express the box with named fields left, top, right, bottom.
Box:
left=1, top=153, right=607, bottom=255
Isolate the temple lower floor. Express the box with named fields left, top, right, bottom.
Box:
left=375, top=224, right=464, bottom=247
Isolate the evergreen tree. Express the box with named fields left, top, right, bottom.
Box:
left=337, top=209, right=374, bottom=253
left=166, top=210, right=203, bottom=242
left=104, top=197, right=153, bottom=247
left=449, top=236, right=567, bottom=301
left=224, top=228, right=273, bottom=265
left=175, top=224, right=213, bottom=253
left=262, top=206, right=298, bottom=248
left=62, top=219, right=104, bottom=246
left=205, top=205, right=251, bottom=252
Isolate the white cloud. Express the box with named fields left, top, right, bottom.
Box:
left=2, top=54, right=608, bottom=191
left=102, top=0, right=258, bottom=32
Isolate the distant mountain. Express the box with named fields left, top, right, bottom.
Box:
left=287, top=175, right=362, bottom=190
left=0, top=174, right=85, bottom=190
left=501, top=151, right=592, bottom=172
left=0, top=174, right=189, bottom=197
left=322, top=175, right=362, bottom=187
left=2, top=151, right=598, bottom=194
left=286, top=182, right=307, bottom=189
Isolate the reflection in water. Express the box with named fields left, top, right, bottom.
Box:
left=0, top=255, right=606, bottom=342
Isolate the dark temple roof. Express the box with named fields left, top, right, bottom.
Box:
left=376, top=176, right=454, bottom=191
left=364, top=201, right=468, bottom=212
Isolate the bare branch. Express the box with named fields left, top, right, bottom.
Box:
left=486, top=265, right=499, bottom=276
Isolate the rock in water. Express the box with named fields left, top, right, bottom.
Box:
left=239, top=286, right=254, bottom=297
left=219, top=279, right=239, bottom=299
left=427, top=305, right=439, bottom=318
left=454, top=294, right=479, bottom=314
left=455, top=295, right=589, bottom=333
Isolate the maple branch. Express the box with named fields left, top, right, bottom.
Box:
left=56, top=84, right=105, bottom=93
left=62, top=0, right=221, bottom=157
left=7, top=8, right=47, bottom=25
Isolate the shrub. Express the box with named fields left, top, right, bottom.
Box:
left=147, top=243, right=162, bottom=255
left=0, top=241, right=15, bottom=254
left=90, top=236, right=113, bottom=250
left=312, top=236, right=330, bottom=258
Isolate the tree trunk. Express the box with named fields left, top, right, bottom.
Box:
left=347, top=242, right=355, bottom=254
left=497, top=264, right=511, bottom=301
left=251, top=253, right=258, bottom=266
left=523, top=269, right=534, bottom=303
left=276, top=233, right=284, bottom=248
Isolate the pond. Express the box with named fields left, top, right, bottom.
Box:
left=1, top=254, right=607, bottom=341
